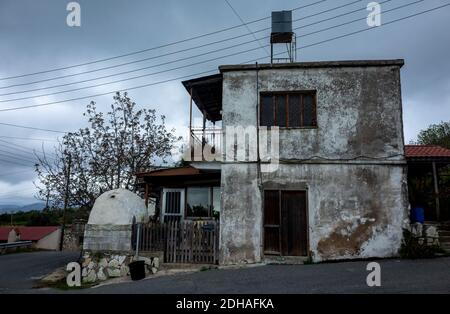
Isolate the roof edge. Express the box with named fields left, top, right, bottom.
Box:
left=219, top=59, right=405, bottom=72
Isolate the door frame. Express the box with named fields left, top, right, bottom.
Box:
left=262, top=188, right=310, bottom=257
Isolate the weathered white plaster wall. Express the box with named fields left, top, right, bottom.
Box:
left=84, top=188, right=148, bottom=252
left=36, top=228, right=61, bottom=251
left=219, top=62, right=408, bottom=264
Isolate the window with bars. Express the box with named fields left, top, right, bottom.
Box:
left=260, top=92, right=317, bottom=128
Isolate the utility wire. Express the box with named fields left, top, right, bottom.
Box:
left=0, top=0, right=357, bottom=91
left=0, top=139, right=57, bottom=159
left=0, top=149, right=38, bottom=164
left=0, top=2, right=448, bottom=113
left=0, top=156, right=34, bottom=167
left=0, top=143, right=56, bottom=162
left=0, top=0, right=327, bottom=81
left=0, top=122, right=66, bottom=133
left=0, top=136, right=58, bottom=142
left=0, top=0, right=394, bottom=102
left=0, top=169, right=35, bottom=178
left=224, top=0, right=270, bottom=56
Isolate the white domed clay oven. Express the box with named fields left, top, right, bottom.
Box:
left=83, top=188, right=148, bottom=252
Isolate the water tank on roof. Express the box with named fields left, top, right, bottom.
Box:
left=271, top=11, right=292, bottom=34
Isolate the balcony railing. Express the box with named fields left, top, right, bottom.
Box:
left=189, top=127, right=222, bottom=161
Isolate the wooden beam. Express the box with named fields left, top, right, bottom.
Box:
left=189, top=88, right=193, bottom=133
left=144, top=183, right=149, bottom=208
left=432, top=161, right=440, bottom=221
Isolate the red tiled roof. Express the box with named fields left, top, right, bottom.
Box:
left=0, top=227, right=11, bottom=241
left=0, top=226, right=59, bottom=241
left=405, top=145, right=450, bottom=158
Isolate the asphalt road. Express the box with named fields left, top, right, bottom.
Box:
left=0, top=251, right=449, bottom=293
left=85, top=257, right=450, bottom=294
left=0, top=251, right=79, bottom=293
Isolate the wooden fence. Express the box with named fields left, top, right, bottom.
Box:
left=133, top=220, right=219, bottom=264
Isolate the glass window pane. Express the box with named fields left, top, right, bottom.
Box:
left=276, top=95, right=286, bottom=127
left=303, top=94, right=315, bottom=126
left=288, top=94, right=301, bottom=127
left=165, top=191, right=181, bottom=214
left=186, top=187, right=210, bottom=217
left=260, top=95, right=274, bottom=126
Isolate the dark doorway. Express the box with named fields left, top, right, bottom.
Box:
left=263, top=190, right=308, bottom=256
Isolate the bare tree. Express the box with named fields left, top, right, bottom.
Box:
left=35, top=92, right=179, bottom=209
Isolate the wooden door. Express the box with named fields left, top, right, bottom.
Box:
left=263, top=190, right=280, bottom=254
left=281, top=191, right=307, bottom=256
left=264, top=190, right=307, bottom=256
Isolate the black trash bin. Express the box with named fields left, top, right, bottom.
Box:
left=128, top=260, right=146, bottom=281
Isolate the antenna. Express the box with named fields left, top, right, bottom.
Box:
left=270, top=11, right=296, bottom=63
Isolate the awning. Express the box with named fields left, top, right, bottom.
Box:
left=182, top=74, right=222, bottom=122
left=405, top=145, right=450, bottom=162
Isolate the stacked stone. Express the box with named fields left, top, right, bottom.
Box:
left=410, top=223, right=440, bottom=246
left=138, top=256, right=160, bottom=275
left=81, top=251, right=159, bottom=283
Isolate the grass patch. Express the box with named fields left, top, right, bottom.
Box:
left=34, top=277, right=97, bottom=290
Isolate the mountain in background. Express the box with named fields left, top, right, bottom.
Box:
left=0, top=202, right=46, bottom=214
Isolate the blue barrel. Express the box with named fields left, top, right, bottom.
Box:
left=411, top=206, right=425, bottom=223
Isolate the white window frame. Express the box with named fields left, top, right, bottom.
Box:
left=161, top=188, right=185, bottom=221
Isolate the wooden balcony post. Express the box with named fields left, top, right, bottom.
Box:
left=144, top=183, right=149, bottom=208
left=432, top=161, right=440, bottom=221
left=202, top=110, right=207, bottom=147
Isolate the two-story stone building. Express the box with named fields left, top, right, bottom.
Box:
left=138, top=59, right=409, bottom=264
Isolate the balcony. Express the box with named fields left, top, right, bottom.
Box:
left=190, top=127, right=222, bottom=161
left=183, top=74, right=223, bottom=163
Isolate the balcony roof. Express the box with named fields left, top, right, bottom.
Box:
left=182, top=74, right=222, bottom=122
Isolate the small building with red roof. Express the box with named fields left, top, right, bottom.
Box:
left=0, top=226, right=61, bottom=250
left=405, top=144, right=450, bottom=222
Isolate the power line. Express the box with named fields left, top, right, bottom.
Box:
left=0, top=139, right=56, bottom=153
left=224, top=0, right=270, bottom=56
left=0, top=0, right=355, bottom=91
left=0, top=0, right=393, bottom=102
left=0, top=2, right=448, bottom=113
left=0, top=150, right=38, bottom=164
left=0, top=136, right=58, bottom=142
left=0, top=122, right=66, bottom=133
left=0, top=0, right=327, bottom=81
left=0, top=69, right=216, bottom=112
left=0, top=169, right=35, bottom=178
left=0, top=139, right=57, bottom=160
left=0, top=156, right=34, bottom=167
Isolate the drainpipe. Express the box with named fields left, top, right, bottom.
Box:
left=256, top=62, right=261, bottom=183
left=255, top=62, right=264, bottom=260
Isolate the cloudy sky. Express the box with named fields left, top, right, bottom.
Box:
left=0, top=0, right=449, bottom=205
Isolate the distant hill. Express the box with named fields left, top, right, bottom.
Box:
left=0, top=202, right=46, bottom=214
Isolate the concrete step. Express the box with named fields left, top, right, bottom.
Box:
left=439, top=235, right=450, bottom=243
left=438, top=230, right=450, bottom=237
left=438, top=224, right=450, bottom=231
